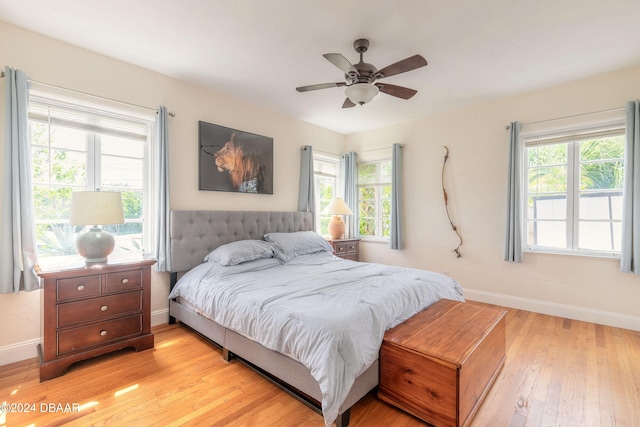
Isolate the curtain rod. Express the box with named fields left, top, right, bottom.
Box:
left=301, top=144, right=404, bottom=156
left=505, top=106, right=625, bottom=130
left=1, top=70, right=175, bottom=117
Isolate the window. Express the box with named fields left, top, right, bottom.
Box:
left=525, top=124, right=625, bottom=256
left=313, top=155, right=339, bottom=236
left=358, top=160, right=391, bottom=239
left=29, top=96, right=153, bottom=262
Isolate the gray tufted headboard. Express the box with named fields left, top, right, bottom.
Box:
left=169, top=210, right=314, bottom=273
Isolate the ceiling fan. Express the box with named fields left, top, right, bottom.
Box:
left=296, top=38, right=428, bottom=108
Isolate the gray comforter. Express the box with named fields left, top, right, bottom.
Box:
left=169, top=252, right=464, bottom=426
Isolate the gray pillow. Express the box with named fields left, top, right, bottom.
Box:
left=204, top=240, right=275, bottom=266
left=264, top=231, right=333, bottom=262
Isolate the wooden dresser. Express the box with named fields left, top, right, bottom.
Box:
left=329, top=238, right=360, bottom=261
left=37, top=257, right=156, bottom=381
left=378, top=299, right=506, bottom=427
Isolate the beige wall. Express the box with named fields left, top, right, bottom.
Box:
left=346, top=65, right=640, bottom=329
left=0, top=22, right=345, bottom=364
left=1, top=20, right=639, bottom=366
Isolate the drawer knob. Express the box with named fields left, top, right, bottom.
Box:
left=100, top=305, right=108, bottom=311
left=77, top=285, right=85, bottom=291
left=100, top=330, right=107, bottom=336
left=121, top=278, right=129, bottom=284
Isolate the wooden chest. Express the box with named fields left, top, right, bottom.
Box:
left=378, top=299, right=506, bottom=427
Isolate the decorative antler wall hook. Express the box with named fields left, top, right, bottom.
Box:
left=441, top=146, right=463, bottom=258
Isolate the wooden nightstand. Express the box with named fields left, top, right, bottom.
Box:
left=36, top=257, right=156, bottom=382
left=329, top=238, right=360, bottom=261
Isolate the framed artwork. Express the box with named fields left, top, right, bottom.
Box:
left=198, top=121, right=273, bottom=194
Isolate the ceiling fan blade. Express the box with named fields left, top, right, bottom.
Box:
left=323, top=53, right=359, bottom=75
left=296, top=82, right=346, bottom=92
left=375, top=54, right=427, bottom=79
left=376, top=83, right=418, bottom=100
left=342, top=98, right=356, bottom=108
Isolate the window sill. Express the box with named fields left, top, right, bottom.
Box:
left=524, top=248, right=620, bottom=260
left=358, top=236, right=389, bottom=244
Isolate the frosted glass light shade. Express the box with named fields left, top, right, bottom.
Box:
left=345, top=83, right=379, bottom=105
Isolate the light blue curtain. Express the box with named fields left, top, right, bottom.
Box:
left=154, top=106, right=171, bottom=272
left=0, top=67, right=40, bottom=293
left=504, top=121, right=523, bottom=263
left=621, top=100, right=640, bottom=274
left=340, top=152, right=358, bottom=238
left=390, top=143, right=404, bottom=249
left=298, top=145, right=316, bottom=230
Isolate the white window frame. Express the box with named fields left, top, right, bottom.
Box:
left=357, top=159, right=391, bottom=241
left=523, top=120, right=625, bottom=258
left=28, top=93, right=155, bottom=262
left=313, top=153, right=340, bottom=237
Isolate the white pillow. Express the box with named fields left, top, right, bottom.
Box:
left=264, top=231, right=333, bottom=262
left=204, top=240, right=275, bottom=266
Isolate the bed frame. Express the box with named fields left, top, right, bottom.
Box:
left=168, top=210, right=378, bottom=426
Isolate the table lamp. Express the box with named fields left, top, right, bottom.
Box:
left=70, top=191, right=124, bottom=263
left=322, top=197, right=353, bottom=240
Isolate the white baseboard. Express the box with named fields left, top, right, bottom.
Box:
left=1, top=308, right=171, bottom=367
left=0, top=338, right=40, bottom=367
left=151, top=308, right=169, bottom=327
left=464, top=288, right=640, bottom=332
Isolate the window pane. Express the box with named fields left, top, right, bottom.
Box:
left=530, top=195, right=566, bottom=220
left=580, top=161, right=624, bottom=190
left=579, top=221, right=615, bottom=251
left=358, top=164, right=377, bottom=184
left=534, top=221, right=566, bottom=248
left=101, top=156, right=143, bottom=189
left=359, top=187, right=376, bottom=236
left=610, top=195, right=623, bottom=220
left=528, top=165, right=567, bottom=193
left=580, top=137, right=624, bottom=162
left=101, top=134, right=145, bottom=157
left=612, top=222, right=622, bottom=252
left=380, top=161, right=392, bottom=182
left=35, top=223, right=82, bottom=257
left=528, top=143, right=567, bottom=167
left=579, top=193, right=619, bottom=220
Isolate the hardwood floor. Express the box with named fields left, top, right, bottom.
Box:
left=1, top=303, right=638, bottom=426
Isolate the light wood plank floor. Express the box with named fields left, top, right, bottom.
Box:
left=1, top=302, right=638, bottom=426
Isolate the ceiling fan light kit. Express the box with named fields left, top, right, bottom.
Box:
left=296, top=38, right=427, bottom=109
left=345, top=82, right=379, bottom=105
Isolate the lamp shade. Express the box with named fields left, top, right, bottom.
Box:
left=70, top=191, right=124, bottom=226
left=322, top=197, right=353, bottom=215
left=345, top=83, right=379, bottom=105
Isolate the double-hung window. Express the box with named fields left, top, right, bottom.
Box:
left=29, top=96, right=153, bottom=262
left=357, top=160, right=391, bottom=240
left=524, top=123, right=625, bottom=256
left=313, top=154, right=340, bottom=236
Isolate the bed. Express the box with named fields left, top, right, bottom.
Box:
left=167, top=210, right=464, bottom=426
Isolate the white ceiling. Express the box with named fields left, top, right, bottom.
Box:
left=2, top=0, right=640, bottom=134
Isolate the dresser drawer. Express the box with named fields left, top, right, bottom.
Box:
left=56, top=275, right=101, bottom=301
left=57, top=291, right=143, bottom=328
left=105, top=269, right=142, bottom=293
left=334, top=240, right=358, bottom=254
left=57, top=314, right=143, bottom=355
